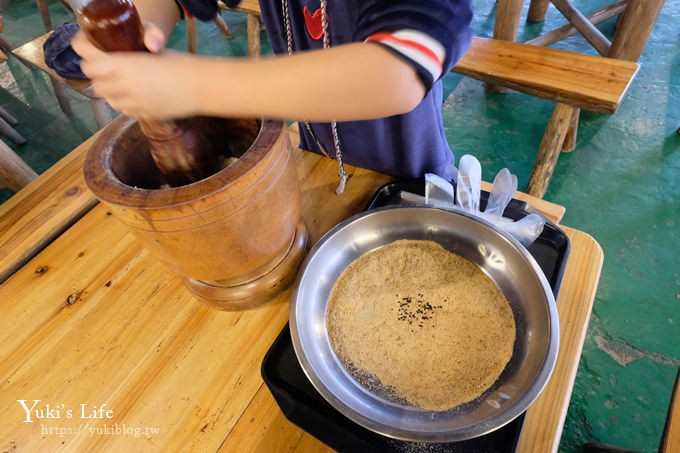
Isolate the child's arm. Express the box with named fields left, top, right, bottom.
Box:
left=198, top=43, right=427, bottom=122
left=74, top=33, right=425, bottom=122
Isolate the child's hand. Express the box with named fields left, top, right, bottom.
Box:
left=72, top=23, right=198, bottom=120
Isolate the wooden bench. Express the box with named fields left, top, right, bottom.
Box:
left=452, top=37, right=639, bottom=198
left=12, top=32, right=113, bottom=129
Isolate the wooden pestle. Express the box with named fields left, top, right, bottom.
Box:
left=77, top=0, right=220, bottom=186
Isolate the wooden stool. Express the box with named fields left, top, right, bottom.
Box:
left=0, top=139, right=38, bottom=192
left=452, top=37, right=639, bottom=198
left=520, top=0, right=664, bottom=155
left=12, top=33, right=113, bottom=129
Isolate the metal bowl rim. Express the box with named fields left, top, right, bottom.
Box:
left=289, top=205, right=559, bottom=442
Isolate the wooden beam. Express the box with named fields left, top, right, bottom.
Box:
left=550, top=0, right=611, bottom=55
left=526, top=1, right=627, bottom=47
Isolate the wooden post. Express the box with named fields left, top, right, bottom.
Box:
left=0, top=139, right=38, bottom=192
left=494, top=0, right=525, bottom=41
left=186, top=16, right=198, bottom=54
left=526, top=103, right=575, bottom=198
left=528, top=0, right=551, bottom=23
left=608, top=0, right=664, bottom=61
left=246, top=13, right=261, bottom=57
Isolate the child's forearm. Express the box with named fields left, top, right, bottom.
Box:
left=193, top=43, right=427, bottom=122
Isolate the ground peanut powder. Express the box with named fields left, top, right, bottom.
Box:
left=326, top=239, right=516, bottom=411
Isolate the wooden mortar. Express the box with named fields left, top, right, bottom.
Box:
left=83, top=115, right=308, bottom=310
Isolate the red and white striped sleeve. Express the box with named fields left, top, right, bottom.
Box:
left=365, top=29, right=446, bottom=87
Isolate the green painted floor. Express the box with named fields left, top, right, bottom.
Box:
left=0, top=0, right=677, bottom=451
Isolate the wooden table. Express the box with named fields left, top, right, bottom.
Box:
left=494, top=0, right=664, bottom=62
left=0, top=127, right=602, bottom=452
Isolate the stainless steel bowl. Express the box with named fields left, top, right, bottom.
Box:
left=290, top=206, right=559, bottom=442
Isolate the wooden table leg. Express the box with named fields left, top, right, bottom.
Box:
left=526, top=102, right=576, bottom=198
left=608, top=0, right=664, bottom=61
left=494, top=0, right=525, bottom=41
left=489, top=0, right=524, bottom=92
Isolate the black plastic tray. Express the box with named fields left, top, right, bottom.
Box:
left=261, top=181, right=571, bottom=452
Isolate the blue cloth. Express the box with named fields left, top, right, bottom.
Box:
left=43, top=23, right=88, bottom=80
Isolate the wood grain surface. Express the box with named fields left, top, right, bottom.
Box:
left=0, top=134, right=98, bottom=283
left=453, top=37, right=639, bottom=114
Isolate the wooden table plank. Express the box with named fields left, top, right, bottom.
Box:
left=0, top=133, right=98, bottom=284
left=517, top=226, right=603, bottom=452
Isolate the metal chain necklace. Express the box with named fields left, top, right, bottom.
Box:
left=281, top=0, right=348, bottom=195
